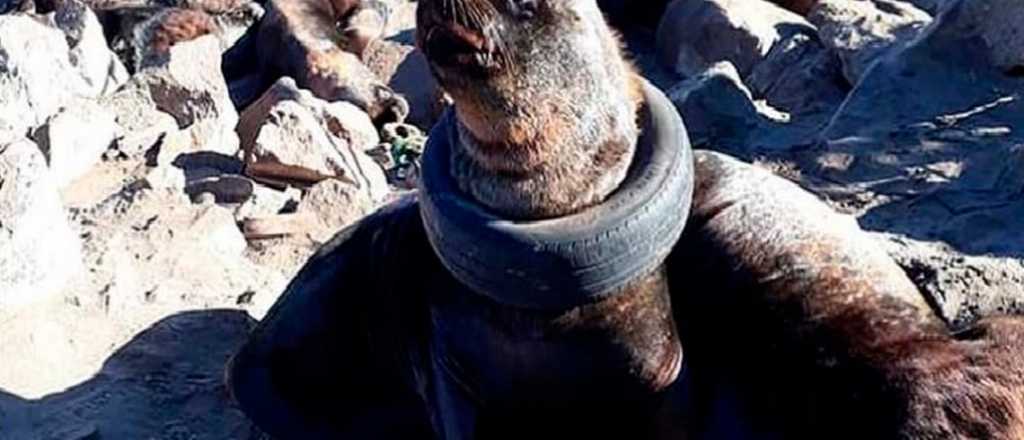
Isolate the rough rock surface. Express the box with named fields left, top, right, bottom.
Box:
left=809, top=0, right=932, bottom=84
left=107, top=34, right=240, bottom=158
left=0, top=136, right=83, bottom=314
left=32, top=100, right=121, bottom=188
left=747, top=29, right=849, bottom=116
left=239, top=77, right=389, bottom=203
left=0, top=2, right=129, bottom=135
left=47, top=0, right=131, bottom=94
left=656, top=0, right=813, bottom=78
left=0, top=15, right=89, bottom=133
left=668, top=62, right=790, bottom=152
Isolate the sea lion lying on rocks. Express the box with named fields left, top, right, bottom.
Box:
left=227, top=0, right=408, bottom=122
left=227, top=0, right=1024, bottom=438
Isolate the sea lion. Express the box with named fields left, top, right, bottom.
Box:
left=244, top=0, right=408, bottom=123
left=227, top=0, right=1024, bottom=438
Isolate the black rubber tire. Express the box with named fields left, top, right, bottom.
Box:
left=418, top=79, right=694, bottom=310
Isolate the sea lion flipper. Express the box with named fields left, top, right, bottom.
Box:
left=228, top=199, right=431, bottom=438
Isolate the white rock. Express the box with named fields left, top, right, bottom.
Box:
left=32, top=100, right=121, bottom=188
left=748, top=31, right=849, bottom=115
left=809, top=0, right=932, bottom=84
left=0, top=136, right=83, bottom=312
left=323, top=100, right=382, bottom=152
left=669, top=62, right=789, bottom=150
left=103, top=35, right=240, bottom=158
left=240, top=78, right=390, bottom=202
left=656, top=0, right=813, bottom=78
left=824, top=0, right=1024, bottom=140
left=45, top=0, right=130, bottom=96
left=297, top=179, right=379, bottom=242
left=0, top=15, right=89, bottom=134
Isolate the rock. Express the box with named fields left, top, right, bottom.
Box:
left=341, top=0, right=388, bottom=56
left=67, top=185, right=286, bottom=316
left=130, top=7, right=219, bottom=70
left=823, top=0, right=1024, bottom=141
left=240, top=213, right=320, bottom=240
left=668, top=62, right=790, bottom=151
left=234, top=182, right=300, bottom=220
left=105, top=35, right=240, bottom=158
left=748, top=28, right=849, bottom=116
left=0, top=14, right=88, bottom=134
left=363, top=39, right=447, bottom=130
left=322, top=98, right=382, bottom=152
left=185, top=174, right=254, bottom=204
left=31, top=100, right=121, bottom=189
left=0, top=2, right=129, bottom=135
left=138, top=35, right=237, bottom=131
left=808, top=0, right=931, bottom=85
left=656, top=0, right=813, bottom=78
left=0, top=136, right=83, bottom=312
left=880, top=234, right=1024, bottom=329
left=100, top=85, right=180, bottom=157
left=239, top=77, right=390, bottom=202
left=99, top=0, right=263, bottom=71
left=296, top=178, right=380, bottom=242
left=44, top=0, right=130, bottom=95
left=142, top=160, right=188, bottom=190
left=254, top=0, right=409, bottom=123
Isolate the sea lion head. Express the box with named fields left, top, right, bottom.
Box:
left=415, top=0, right=642, bottom=217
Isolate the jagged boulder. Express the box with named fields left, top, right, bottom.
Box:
left=104, top=34, right=239, bottom=158
left=824, top=0, right=1024, bottom=141
left=32, top=100, right=121, bottom=188
left=668, top=62, right=790, bottom=151
left=656, top=0, right=813, bottom=78
left=0, top=135, right=83, bottom=312
left=809, top=0, right=931, bottom=84
left=238, top=77, right=389, bottom=203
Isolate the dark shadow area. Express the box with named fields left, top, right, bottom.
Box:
left=0, top=310, right=264, bottom=440
left=173, top=151, right=246, bottom=181
left=814, top=128, right=1024, bottom=258
left=388, top=29, right=415, bottom=46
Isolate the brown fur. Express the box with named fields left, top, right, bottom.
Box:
left=671, top=151, right=1024, bottom=439
left=417, top=0, right=644, bottom=219
left=146, top=7, right=215, bottom=55
left=415, top=0, right=1024, bottom=438
left=255, top=0, right=407, bottom=123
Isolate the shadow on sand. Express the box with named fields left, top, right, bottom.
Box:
left=0, top=309, right=267, bottom=440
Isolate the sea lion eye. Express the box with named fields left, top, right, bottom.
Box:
left=510, top=0, right=538, bottom=19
